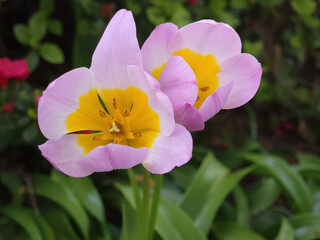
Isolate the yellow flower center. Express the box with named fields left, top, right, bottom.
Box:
left=152, top=48, right=221, bottom=109
left=66, top=86, right=160, bottom=154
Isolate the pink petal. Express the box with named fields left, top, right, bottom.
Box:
left=76, top=144, right=148, bottom=172
left=219, top=53, right=263, bottom=109
left=199, top=81, right=233, bottom=122
left=142, top=124, right=193, bottom=174
left=39, top=135, right=93, bottom=178
left=174, top=103, right=204, bottom=131
left=39, top=134, right=148, bottom=177
left=38, top=67, right=105, bottom=140
left=90, top=9, right=142, bottom=90
left=159, top=56, right=198, bottom=110
left=127, top=65, right=175, bottom=137
left=168, top=20, right=241, bottom=64
left=141, top=23, right=178, bottom=73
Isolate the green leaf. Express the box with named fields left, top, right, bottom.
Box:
left=213, top=221, right=266, bottom=240
left=209, top=0, right=227, bottom=13
left=30, top=212, right=55, bottom=240
left=169, top=5, right=191, bottom=28
left=290, top=214, right=320, bottom=240
left=28, top=11, right=47, bottom=45
left=146, top=7, right=167, bottom=26
left=243, top=40, right=263, bottom=58
left=0, top=172, right=24, bottom=206
left=22, top=122, right=39, bottom=142
left=297, top=153, right=320, bottom=165
left=39, top=43, right=64, bottom=64
left=242, top=154, right=313, bottom=212
left=258, top=0, right=283, bottom=6
left=250, top=210, right=282, bottom=239
left=25, top=51, right=40, bottom=71
left=216, top=11, right=240, bottom=28
left=247, top=177, right=281, bottom=213
left=40, top=0, right=54, bottom=16
left=294, top=164, right=320, bottom=179
left=51, top=171, right=110, bottom=239
left=48, top=19, right=63, bottom=36
left=233, top=186, right=250, bottom=227
left=13, top=24, right=30, bottom=45
left=68, top=176, right=105, bottom=223
left=42, top=207, right=81, bottom=240
left=116, top=183, right=136, bottom=208
left=126, top=0, right=142, bottom=15
left=156, top=199, right=206, bottom=240
left=275, top=217, right=294, bottom=240
left=120, top=201, right=139, bottom=240
left=180, top=153, right=255, bottom=234
left=291, top=0, right=316, bottom=16
left=32, top=174, right=89, bottom=239
left=51, top=170, right=106, bottom=224
left=0, top=207, right=42, bottom=240
left=231, top=0, right=248, bottom=9
left=68, top=175, right=111, bottom=239
left=72, top=34, right=98, bottom=68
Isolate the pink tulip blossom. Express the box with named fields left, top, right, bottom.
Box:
left=142, top=20, right=262, bottom=131
left=38, top=10, right=192, bottom=177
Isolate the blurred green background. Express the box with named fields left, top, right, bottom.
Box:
left=0, top=0, right=320, bottom=239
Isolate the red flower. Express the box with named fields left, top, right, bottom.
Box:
left=101, top=3, right=114, bottom=18
left=282, top=121, right=294, bottom=132
left=3, top=102, right=14, bottom=113
left=188, top=0, right=198, bottom=5
left=0, top=58, right=30, bottom=89
left=35, top=95, right=40, bottom=102
left=274, top=128, right=283, bottom=137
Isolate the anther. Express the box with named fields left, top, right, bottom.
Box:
left=123, top=110, right=130, bottom=117
left=133, top=131, right=141, bottom=138
left=113, top=98, right=117, bottom=109
left=99, top=110, right=107, bottom=118
left=93, top=135, right=101, bottom=141
left=200, top=86, right=210, bottom=92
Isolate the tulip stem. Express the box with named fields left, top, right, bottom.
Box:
left=142, top=169, right=151, bottom=239
left=148, top=174, right=163, bottom=240
left=128, top=168, right=141, bottom=209
left=127, top=168, right=143, bottom=238
left=128, top=168, right=163, bottom=240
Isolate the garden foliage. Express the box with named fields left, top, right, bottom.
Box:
left=0, top=0, right=319, bottom=239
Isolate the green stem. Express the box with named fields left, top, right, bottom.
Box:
left=127, top=168, right=141, bottom=209
left=142, top=168, right=151, bottom=239
left=127, top=169, right=143, bottom=238
left=148, top=174, right=163, bottom=240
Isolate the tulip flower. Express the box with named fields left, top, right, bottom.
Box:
left=38, top=10, right=192, bottom=177
left=142, top=20, right=262, bottom=131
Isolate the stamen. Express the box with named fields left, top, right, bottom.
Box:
left=130, top=103, right=134, bottom=111
left=99, top=110, right=107, bottom=118
left=113, top=98, right=117, bottom=109
left=133, top=131, right=141, bottom=138
left=200, top=86, right=210, bottom=92
left=123, top=110, right=130, bottom=117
